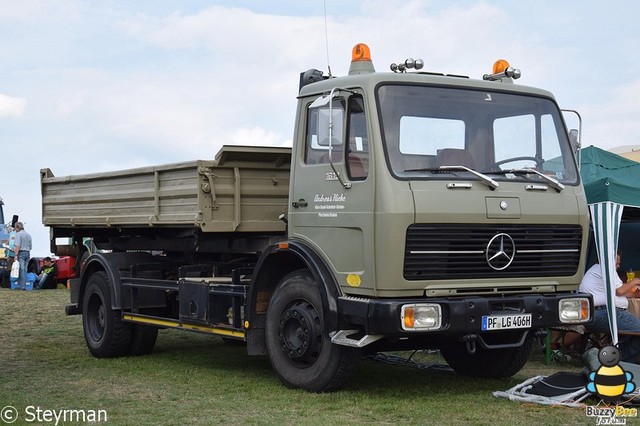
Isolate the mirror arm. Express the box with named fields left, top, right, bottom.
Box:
left=562, top=108, right=583, bottom=170
left=327, top=87, right=352, bottom=189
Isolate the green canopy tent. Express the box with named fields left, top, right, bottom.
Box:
left=580, top=146, right=640, bottom=345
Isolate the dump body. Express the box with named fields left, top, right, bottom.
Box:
left=41, top=146, right=291, bottom=235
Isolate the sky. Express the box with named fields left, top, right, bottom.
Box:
left=1, top=0, right=639, bottom=256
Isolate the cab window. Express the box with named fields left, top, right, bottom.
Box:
left=346, top=96, right=369, bottom=180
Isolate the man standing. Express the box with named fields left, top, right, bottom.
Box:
left=13, top=222, right=32, bottom=289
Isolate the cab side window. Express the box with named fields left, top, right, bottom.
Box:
left=346, top=97, right=369, bottom=180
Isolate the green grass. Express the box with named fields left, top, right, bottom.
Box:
left=0, top=288, right=598, bottom=425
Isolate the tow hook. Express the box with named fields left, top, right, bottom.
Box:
left=463, top=334, right=477, bottom=354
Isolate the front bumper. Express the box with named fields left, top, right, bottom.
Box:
left=338, top=293, right=593, bottom=337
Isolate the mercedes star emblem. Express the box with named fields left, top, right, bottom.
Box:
left=486, top=233, right=516, bottom=270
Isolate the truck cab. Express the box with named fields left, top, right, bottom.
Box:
left=271, top=44, right=591, bottom=380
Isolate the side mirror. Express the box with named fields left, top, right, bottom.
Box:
left=562, top=109, right=582, bottom=155
left=308, top=89, right=353, bottom=189
left=317, top=108, right=344, bottom=147
left=568, top=129, right=580, bottom=154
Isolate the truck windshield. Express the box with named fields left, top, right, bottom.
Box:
left=377, top=85, right=579, bottom=185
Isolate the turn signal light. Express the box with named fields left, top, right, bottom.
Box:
left=401, top=304, right=442, bottom=331
left=403, top=307, right=415, bottom=329
left=559, top=298, right=591, bottom=323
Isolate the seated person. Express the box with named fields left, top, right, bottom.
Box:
left=36, top=257, right=58, bottom=290
left=579, top=250, right=640, bottom=363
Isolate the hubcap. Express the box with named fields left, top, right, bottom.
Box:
left=278, top=300, right=322, bottom=365
left=87, top=293, right=106, bottom=342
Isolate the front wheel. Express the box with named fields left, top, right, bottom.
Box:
left=265, top=270, right=359, bottom=392
left=440, top=333, right=533, bottom=378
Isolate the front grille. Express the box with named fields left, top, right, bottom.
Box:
left=404, top=224, right=582, bottom=280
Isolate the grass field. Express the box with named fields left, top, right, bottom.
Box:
left=0, top=288, right=601, bottom=425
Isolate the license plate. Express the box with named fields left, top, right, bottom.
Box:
left=481, top=314, right=532, bottom=331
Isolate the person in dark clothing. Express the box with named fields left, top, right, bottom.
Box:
left=36, top=257, right=58, bottom=289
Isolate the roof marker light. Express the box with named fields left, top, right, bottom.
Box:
left=348, top=43, right=375, bottom=75
left=483, top=59, right=521, bottom=82
left=352, top=43, right=371, bottom=62
left=492, top=59, right=510, bottom=74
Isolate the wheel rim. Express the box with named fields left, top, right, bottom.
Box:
left=86, top=292, right=106, bottom=343
left=277, top=300, right=322, bottom=366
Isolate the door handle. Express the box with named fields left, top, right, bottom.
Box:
left=292, top=199, right=308, bottom=208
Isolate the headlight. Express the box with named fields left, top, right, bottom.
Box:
left=401, top=304, right=442, bottom=331
left=559, top=298, right=591, bottom=323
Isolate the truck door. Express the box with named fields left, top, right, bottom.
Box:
left=289, top=94, right=375, bottom=293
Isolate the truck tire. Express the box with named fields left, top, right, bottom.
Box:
left=440, top=333, right=533, bottom=378
left=82, top=271, right=132, bottom=358
left=128, top=325, right=158, bottom=356
left=265, top=270, right=359, bottom=392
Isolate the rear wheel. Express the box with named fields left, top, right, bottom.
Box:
left=128, top=325, right=158, bottom=356
left=265, top=270, right=359, bottom=392
left=82, top=272, right=132, bottom=358
left=440, top=333, right=533, bottom=378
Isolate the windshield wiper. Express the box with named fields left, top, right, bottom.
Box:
left=403, top=167, right=441, bottom=173
left=404, top=165, right=498, bottom=190
left=439, top=166, right=499, bottom=190
left=499, top=168, right=565, bottom=192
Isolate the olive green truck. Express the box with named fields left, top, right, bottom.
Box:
left=41, top=44, right=593, bottom=392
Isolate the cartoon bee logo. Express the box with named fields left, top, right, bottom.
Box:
left=586, top=345, right=636, bottom=403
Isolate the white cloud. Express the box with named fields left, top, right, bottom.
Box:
left=119, top=6, right=330, bottom=72
left=580, top=79, right=640, bottom=150
left=0, top=0, right=84, bottom=22
left=0, top=93, right=27, bottom=118
left=42, top=67, right=295, bottom=159
left=228, top=126, right=289, bottom=148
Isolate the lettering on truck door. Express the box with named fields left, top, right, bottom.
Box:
left=290, top=95, right=375, bottom=292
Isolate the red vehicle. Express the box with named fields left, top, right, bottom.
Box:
left=28, top=256, right=77, bottom=288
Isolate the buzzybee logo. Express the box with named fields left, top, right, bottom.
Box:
left=586, top=345, right=635, bottom=403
